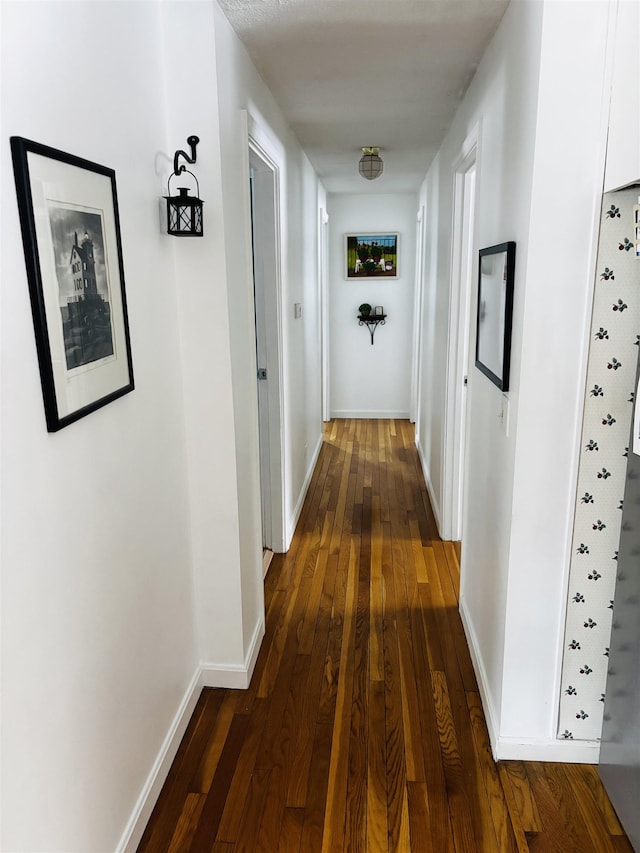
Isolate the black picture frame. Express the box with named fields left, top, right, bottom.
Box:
left=11, top=137, right=134, bottom=432
left=475, top=241, right=515, bottom=392
left=345, top=233, right=398, bottom=279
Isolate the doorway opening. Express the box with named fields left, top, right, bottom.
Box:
left=443, top=139, right=478, bottom=544
left=319, top=207, right=330, bottom=422
left=248, top=133, right=285, bottom=558
left=410, top=206, right=426, bottom=428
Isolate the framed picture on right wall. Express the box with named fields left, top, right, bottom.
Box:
left=475, top=241, right=516, bottom=391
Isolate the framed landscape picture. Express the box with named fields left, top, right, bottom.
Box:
left=345, top=233, right=398, bottom=279
left=11, top=136, right=134, bottom=432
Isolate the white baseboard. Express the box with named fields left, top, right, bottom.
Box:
left=118, top=666, right=203, bottom=853
left=415, top=435, right=443, bottom=536
left=459, top=594, right=501, bottom=754
left=117, top=617, right=265, bottom=852
left=495, top=736, right=601, bottom=763
left=202, top=616, right=265, bottom=690
left=330, top=409, right=410, bottom=419
left=459, top=595, right=601, bottom=764
left=285, top=431, right=323, bottom=549
left=263, top=548, right=274, bottom=578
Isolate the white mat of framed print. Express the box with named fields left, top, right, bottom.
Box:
left=11, top=137, right=134, bottom=432
left=345, top=233, right=398, bottom=279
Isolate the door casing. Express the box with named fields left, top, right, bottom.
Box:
left=443, top=126, right=479, bottom=542
left=244, top=111, right=286, bottom=553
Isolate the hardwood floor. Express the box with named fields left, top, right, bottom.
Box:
left=138, top=419, right=632, bottom=852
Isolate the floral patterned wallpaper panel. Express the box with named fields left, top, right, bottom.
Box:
left=558, top=189, right=640, bottom=742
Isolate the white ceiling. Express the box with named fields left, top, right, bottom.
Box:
left=218, top=0, right=510, bottom=193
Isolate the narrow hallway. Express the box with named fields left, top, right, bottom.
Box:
left=138, top=420, right=631, bottom=853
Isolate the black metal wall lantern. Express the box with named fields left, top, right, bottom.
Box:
left=164, top=135, right=204, bottom=237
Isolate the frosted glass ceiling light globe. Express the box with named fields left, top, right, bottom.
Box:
left=359, top=147, right=383, bottom=181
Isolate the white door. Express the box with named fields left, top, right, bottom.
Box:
left=410, top=206, right=426, bottom=427
left=248, top=142, right=285, bottom=553
left=444, top=147, right=477, bottom=541
left=319, top=208, right=330, bottom=422
left=249, top=167, right=271, bottom=547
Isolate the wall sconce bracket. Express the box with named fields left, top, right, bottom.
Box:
left=358, top=313, right=387, bottom=345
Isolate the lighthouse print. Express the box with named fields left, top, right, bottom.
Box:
left=48, top=205, right=114, bottom=370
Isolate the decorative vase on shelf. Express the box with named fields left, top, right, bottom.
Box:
left=359, top=303, right=372, bottom=316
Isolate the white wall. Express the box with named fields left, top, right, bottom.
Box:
left=500, top=1, right=612, bottom=756
left=212, top=3, right=324, bottom=552
left=328, top=193, right=416, bottom=418
left=604, top=0, right=640, bottom=193
left=161, top=0, right=250, bottom=687
left=0, top=1, right=324, bottom=850
left=1, top=3, right=199, bottom=850
left=416, top=0, right=613, bottom=761
left=417, top=0, right=543, bottom=741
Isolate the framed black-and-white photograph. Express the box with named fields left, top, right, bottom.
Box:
left=475, top=241, right=515, bottom=391
left=11, top=137, right=134, bottom=431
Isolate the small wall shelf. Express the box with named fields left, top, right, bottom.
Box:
left=358, top=313, right=387, bottom=345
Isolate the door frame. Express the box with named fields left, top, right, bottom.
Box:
left=410, top=205, right=426, bottom=427
left=442, top=125, right=479, bottom=541
left=243, top=110, right=286, bottom=553
left=319, top=207, right=330, bottom=422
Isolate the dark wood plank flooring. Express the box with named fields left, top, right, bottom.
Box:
left=138, top=419, right=632, bottom=852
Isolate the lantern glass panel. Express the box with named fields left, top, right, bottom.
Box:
left=177, top=204, right=191, bottom=232
left=165, top=183, right=204, bottom=236
left=168, top=204, right=179, bottom=232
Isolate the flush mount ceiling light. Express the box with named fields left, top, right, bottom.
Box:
left=359, top=147, right=383, bottom=181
